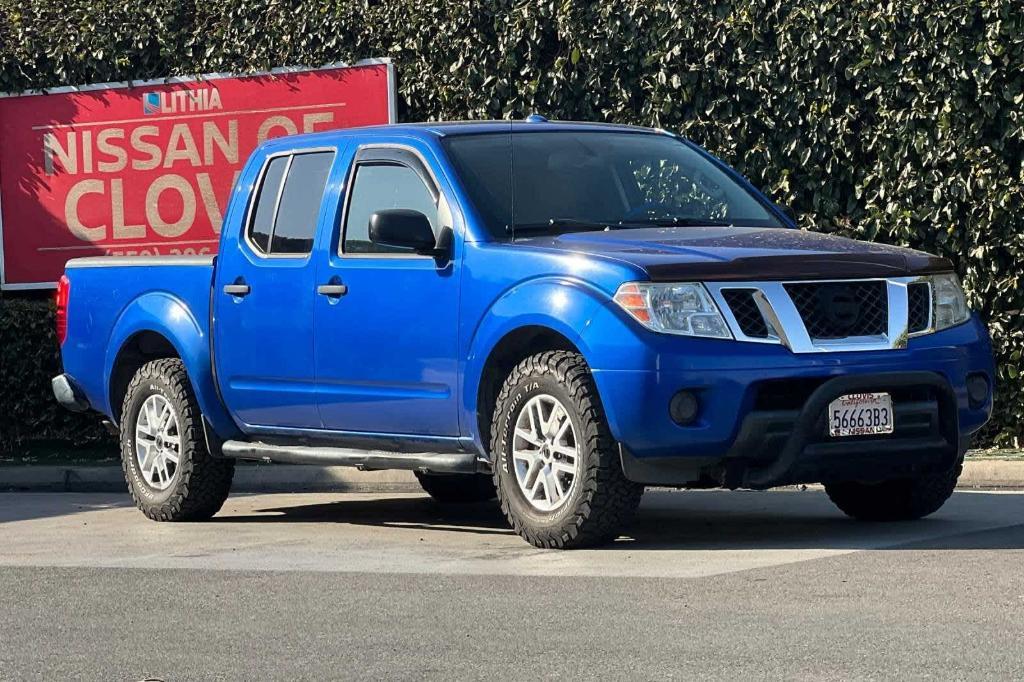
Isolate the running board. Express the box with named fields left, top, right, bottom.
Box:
left=220, top=440, right=479, bottom=474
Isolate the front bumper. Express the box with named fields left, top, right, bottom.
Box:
left=620, top=371, right=966, bottom=489
left=591, top=315, right=993, bottom=488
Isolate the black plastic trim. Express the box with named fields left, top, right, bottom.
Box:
left=202, top=417, right=226, bottom=458
left=733, top=371, right=958, bottom=488
left=619, top=447, right=720, bottom=487
left=645, top=255, right=954, bottom=283
left=52, top=374, right=90, bottom=413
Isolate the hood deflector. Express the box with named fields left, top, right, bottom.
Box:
left=644, top=252, right=953, bottom=282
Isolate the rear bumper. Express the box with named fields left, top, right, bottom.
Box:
left=52, top=373, right=90, bottom=412
left=593, top=315, right=994, bottom=487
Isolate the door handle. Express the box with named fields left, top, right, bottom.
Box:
left=317, top=284, right=349, bottom=297
left=223, top=283, right=251, bottom=296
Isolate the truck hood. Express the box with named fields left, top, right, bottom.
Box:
left=518, top=226, right=952, bottom=281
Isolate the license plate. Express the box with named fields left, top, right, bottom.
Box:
left=828, top=392, right=894, bottom=437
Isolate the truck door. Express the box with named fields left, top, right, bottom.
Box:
left=314, top=143, right=461, bottom=436
left=212, top=147, right=339, bottom=430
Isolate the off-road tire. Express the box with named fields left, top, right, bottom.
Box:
left=491, top=350, right=644, bottom=548
left=824, top=463, right=962, bottom=521
left=120, top=358, right=234, bottom=521
left=414, top=472, right=496, bottom=504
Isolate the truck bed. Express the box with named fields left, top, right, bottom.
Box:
left=62, top=256, right=216, bottom=418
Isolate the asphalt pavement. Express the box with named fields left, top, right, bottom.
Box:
left=2, top=488, right=1023, bottom=680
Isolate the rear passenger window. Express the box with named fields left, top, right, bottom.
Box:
left=248, top=156, right=288, bottom=253
left=271, top=152, right=334, bottom=254
left=246, top=151, right=335, bottom=256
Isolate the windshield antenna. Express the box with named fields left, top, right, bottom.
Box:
left=507, top=118, right=516, bottom=240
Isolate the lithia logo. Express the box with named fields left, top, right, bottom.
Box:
left=143, top=88, right=223, bottom=115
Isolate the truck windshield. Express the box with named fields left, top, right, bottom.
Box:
left=442, top=130, right=783, bottom=239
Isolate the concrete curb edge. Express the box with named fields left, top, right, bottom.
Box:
left=0, top=464, right=421, bottom=493
left=2, top=460, right=1024, bottom=493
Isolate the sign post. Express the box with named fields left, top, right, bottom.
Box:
left=0, top=60, right=395, bottom=289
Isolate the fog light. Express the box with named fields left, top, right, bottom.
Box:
left=669, top=390, right=700, bottom=425
left=967, top=373, right=989, bottom=409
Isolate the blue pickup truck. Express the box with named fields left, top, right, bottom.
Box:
left=53, top=118, right=994, bottom=548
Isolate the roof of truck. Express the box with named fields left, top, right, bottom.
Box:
left=260, top=118, right=669, bottom=152
left=397, top=118, right=663, bottom=136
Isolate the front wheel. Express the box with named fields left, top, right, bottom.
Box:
left=491, top=351, right=644, bottom=549
left=824, top=464, right=961, bottom=521
left=120, top=358, right=234, bottom=521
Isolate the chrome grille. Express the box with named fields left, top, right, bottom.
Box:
left=721, top=289, right=769, bottom=338
left=907, top=282, right=930, bottom=333
left=784, top=281, right=888, bottom=339
left=709, top=277, right=928, bottom=353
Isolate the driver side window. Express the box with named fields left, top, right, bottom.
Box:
left=343, top=162, right=440, bottom=254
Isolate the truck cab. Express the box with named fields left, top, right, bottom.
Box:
left=54, top=120, right=995, bottom=548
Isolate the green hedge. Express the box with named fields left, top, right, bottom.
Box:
left=0, top=298, right=112, bottom=452
left=1, top=0, right=1022, bottom=449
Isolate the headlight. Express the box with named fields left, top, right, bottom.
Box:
left=931, top=273, right=970, bottom=331
left=613, top=282, right=732, bottom=338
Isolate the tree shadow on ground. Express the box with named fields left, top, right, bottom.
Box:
left=214, top=489, right=1024, bottom=551
left=217, top=494, right=512, bottom=536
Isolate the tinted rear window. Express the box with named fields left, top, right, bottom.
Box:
left=271, top=152, right=335, bottom=254
left=246, top=151, right=334, bottom=256
left=248, top=156, right=288, bottom=253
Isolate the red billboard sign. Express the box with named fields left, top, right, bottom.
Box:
left=0, top=60, right=395, bottom=289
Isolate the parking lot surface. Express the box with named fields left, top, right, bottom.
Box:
left=2, top=489, right=1023, bottom=679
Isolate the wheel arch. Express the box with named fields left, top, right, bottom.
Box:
left=108, top=330, right=179, bottom=424
left=464, top=277, right=611, bottom=457
left=103, top=293, right=239, bottom=439
left=474, top=325, right=584, bottom=456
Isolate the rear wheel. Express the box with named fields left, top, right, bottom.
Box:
left=824, top=464, right=962, bottom=521
left=491, top=351, right=644, bottom=548
left=414, top=472, right=496, bottom=504
left=120, top=358, right=234, bottom=521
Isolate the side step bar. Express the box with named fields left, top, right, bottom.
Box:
left=220, top=440, right=479, bottom=474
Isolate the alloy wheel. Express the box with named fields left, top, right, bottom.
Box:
left=511, top=393, right=581, bottom=512
left=135, top=394, right=181, bottom=491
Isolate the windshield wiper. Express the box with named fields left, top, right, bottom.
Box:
left=617, top=217, right=734, bottom=227
left=510, top=218, right=621, bottom=236
left=509, top=216, right=734, bottom=238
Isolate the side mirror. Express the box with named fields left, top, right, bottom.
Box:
left=369, top=209, right=444, bottom=256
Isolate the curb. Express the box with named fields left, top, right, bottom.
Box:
left=2, top=460, right=1024, bottom=493
left=0, top=464, right=420, bottom=493
left=958, top=459, right=1024, bottom=489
